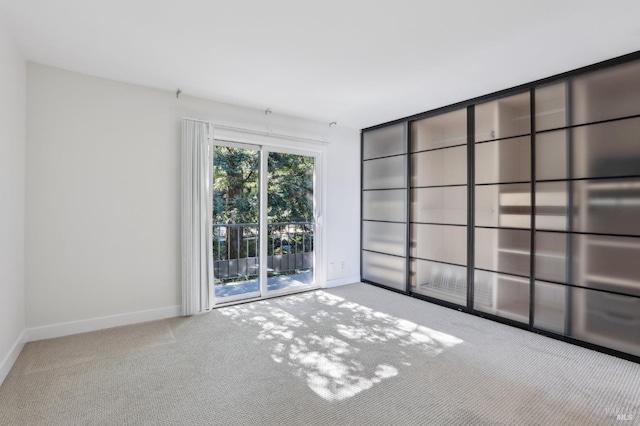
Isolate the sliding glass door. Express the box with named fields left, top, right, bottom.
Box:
left=212, top=142, right=319, bottom=305
left=212, top=143, right=261, bottom=303
left=265, top=151, right=316, bottom=294
left=360, top=55, right=640, bottom=361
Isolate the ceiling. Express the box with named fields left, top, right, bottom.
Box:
left=1, top=0, right=639, bottom=129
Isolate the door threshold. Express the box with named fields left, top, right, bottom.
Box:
left=212, top=285, right=321, bottom=309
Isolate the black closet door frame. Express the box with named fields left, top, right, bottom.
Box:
left=360, top=50, right=640, bottom=363
left=360, top=123, right=410, bottom=295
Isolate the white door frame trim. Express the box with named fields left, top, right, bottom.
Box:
left=210, top=137, right=327, bottom=307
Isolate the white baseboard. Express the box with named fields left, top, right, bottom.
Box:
left=0, top=330, right=25, bottom=387
left=325, top=275, right=360, bottom=288
left=25, top=305, right=182, bottom=342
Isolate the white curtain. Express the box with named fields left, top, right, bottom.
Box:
left=181, top=119, right=214, bottom=315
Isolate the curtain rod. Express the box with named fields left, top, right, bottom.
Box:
left=183, top=117, right=331, bottom=145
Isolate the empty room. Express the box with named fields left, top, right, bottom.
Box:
left=1, top=1, right=640, bottom=424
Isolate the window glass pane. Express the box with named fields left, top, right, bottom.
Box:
left=536, top=118, right=640, bottom=182
left=362, top=155, right=407, bottom=190
left=535, top=231, right=567, bottom=284
left=573, top=117, right=640, bottom=179
left=534, top=280, right=640, bottom=357
left=536, top=232, right=640, bottom=297
left=535, top=83, right=567, bottom=131
left=575, top=234, right=640, bottom=297
left=475, top=136, right=530, bottom=184
left=572, top=60, right=640, bottom=125
left=362, top=250, right=406, bottom=291
left=474, top=270, right=530, bottom=323
left=411, top=109, right=467, bottom=152
left=212, top=146, right=260, bottom=295
left=410, top=224, right=466, bottom=266
left=571, top=286, right=640, bottom=357
left=475, top=228, right=530, bottom=277
left=411, top=146, right=466, bottom=187
left=362, top=190, right=406, bottom=223
left=534, top=181, right=568, bottom=231
left=266, top=152, right=316, bottom=290
left=534, top=281, right=567, bottom=334
left=411, top=259, right=467, bottom=306
left=362, top=221, right=406, bottom=257
left=363, top=123, right=407, bottom=160
left=535, top=130, right=567, bottom=181
left=475, top=92, right=531, bottom=142
left=574, top=178, right=640, bottom=236
left=475, top=183, right=531, bottom=229
left=411, top=186, right=467, bottom=225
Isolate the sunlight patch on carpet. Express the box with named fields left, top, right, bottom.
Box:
left=220, top=291, right=463, bottom=401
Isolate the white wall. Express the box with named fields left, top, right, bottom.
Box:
left=0, top=22, right=26, bottom=383
left=26, top=63, right=360, bottom=336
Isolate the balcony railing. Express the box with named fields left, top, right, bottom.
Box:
left=212, top=221, right=314, bottom=285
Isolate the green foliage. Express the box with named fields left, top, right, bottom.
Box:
left=212, top=147, right=260, bottom=224
left=212, top=147, right=314, bottom=263
left=267, top=152, right=314, bottom=222
left=212, top=147, right=314, bottom=224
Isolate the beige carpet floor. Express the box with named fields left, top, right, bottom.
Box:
left=1, top=283, right=639, bottom=425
